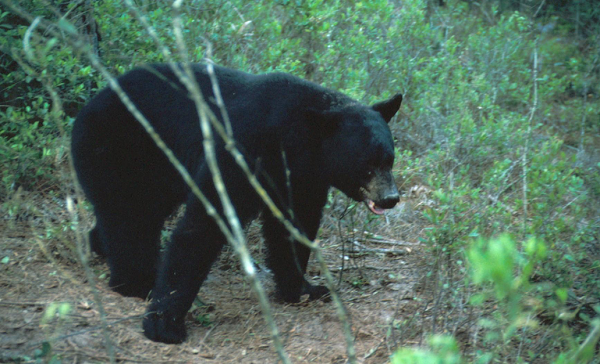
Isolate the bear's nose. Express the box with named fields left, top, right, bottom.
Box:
left=379, top=192, right=400, bottom=209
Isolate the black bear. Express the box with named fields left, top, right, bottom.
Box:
left=71, top=63, right=402, bottom=344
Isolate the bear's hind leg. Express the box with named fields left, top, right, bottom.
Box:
left=95, top=204, right=173, bottom=299
left=89, top=225, right=106, bottom=257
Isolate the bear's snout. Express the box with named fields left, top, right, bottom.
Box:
left=377, top=190, right=400, bottom=209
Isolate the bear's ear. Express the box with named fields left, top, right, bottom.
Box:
left=372, top=93, right=403, bottom=123
left=305, top=108, right=342, bottom=137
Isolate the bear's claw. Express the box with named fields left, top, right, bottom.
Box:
left=143, top=311, right=187, bottom=344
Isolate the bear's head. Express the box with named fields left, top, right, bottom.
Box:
left=316, top=93, right=403, bottom=214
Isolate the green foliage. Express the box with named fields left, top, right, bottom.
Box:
left=28, top=302, right=73, bottom=364
left=393, top=236, right=598, bottom=363
left=1, top=1, right=95, bottom=207
left=393, top=6, right=599, bottom=361
left=391, top=335, right=464, bottom=364
left=553, top=319, right=600, bottom=364
left=191, top=298, right=215, bottom=327
left=467, top=236, right=547, bottom=353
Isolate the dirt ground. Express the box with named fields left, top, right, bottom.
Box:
left=0, top=194, right=433, bottom=364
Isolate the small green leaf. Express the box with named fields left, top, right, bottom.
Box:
left=555, top=288, right=568, bottom=304
left=470, top=293, right=485, bottom=305
left=58, top=303, right=71, bottom=317
left=1, top=256, right=9, bottom=264
left=57, top=19, right=77, bottom=34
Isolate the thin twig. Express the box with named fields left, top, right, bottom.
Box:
left=577, top=52, right=598, bottom=159
left=0, top=301, right=52, bottom=306
left=171, top=1, right=290, bottom=362
left=25, top=314, right=145, bottom=350
left=522, top=44, right=538, bottom=236
left=21, top=14, right=115, bottom=362
left=339, top=241, right=406, bottom=255
left=570, top=320, right=600, bottom=363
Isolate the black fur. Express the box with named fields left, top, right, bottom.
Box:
left=71, top=64, right=402, bottom=343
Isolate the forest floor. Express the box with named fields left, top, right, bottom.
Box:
left=0, top=191, right=437, bottom=364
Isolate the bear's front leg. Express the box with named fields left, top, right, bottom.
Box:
left=143, top=202, right=226, bottom=344
left=262, top=200, right=329, bottom=303
left=143, top=306, right=187, bottom=344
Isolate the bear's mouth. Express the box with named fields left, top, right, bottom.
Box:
left=365, top=200, right=387, bottom=215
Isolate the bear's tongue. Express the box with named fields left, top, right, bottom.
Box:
left=367, top=200, right=386, bottom=215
